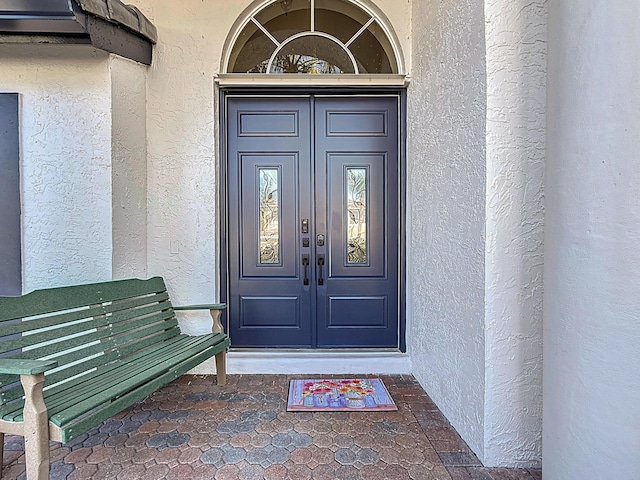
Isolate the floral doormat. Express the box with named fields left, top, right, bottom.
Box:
left=287, top=378, right=398, bottom=412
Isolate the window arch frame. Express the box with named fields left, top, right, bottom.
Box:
left=220, top=0, right=406, bottom=81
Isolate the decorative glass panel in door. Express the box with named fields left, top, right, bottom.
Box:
left=346, top=167, right=368, bottom=264
left=258, top=168, right=281, bottom=264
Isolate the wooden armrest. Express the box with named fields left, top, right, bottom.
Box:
left=173, top=304, right=227, bottom=334
left=0, top=359, right=58, bottom=375
left=174, top=304, right=226, bottom=311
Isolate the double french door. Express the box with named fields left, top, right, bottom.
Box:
left=226, top=94, right=399, bottom=348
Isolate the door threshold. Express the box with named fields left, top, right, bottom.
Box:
left=189, top=349, right=412, bottom=375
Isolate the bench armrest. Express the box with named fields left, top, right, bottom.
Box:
left=0, top=359, right=58, bottom=375
left=173, top=304, right=226, bottom=311
left=173, top=304, right=227, bottom=334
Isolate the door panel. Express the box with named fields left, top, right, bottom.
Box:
left=315, top=97, right=399, bottom=347
left=240, top=297, right=301, bottom=327
left=228, top=97, right=312, bottom=347
left=239, top=153, right=298, bottom=278
left=326, top=153, right=386, bottom=278
left=227, top=95, right=399, bottom=348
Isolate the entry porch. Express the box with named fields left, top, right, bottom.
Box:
left=2, top=375, right=541, bottom=480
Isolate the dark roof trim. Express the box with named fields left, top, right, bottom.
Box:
left=0, top=0, right=157, bottom=65
left=74, top=0, right=157, bottom=44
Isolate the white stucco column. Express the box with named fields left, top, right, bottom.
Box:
left=484, top=0, right=545, bottom=467
left=0, top=45, right=113, bottom=291
left=544, top=2, right=640, bottom=478
left=408, top=0, right=487, bottom=460
left=111, top=56, right=148, bottom=280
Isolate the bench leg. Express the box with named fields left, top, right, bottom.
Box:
left=215, top=351, right=227, bottom=386
left=21, top=373, right=50, bottom=480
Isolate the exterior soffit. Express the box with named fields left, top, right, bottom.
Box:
left=0, top=0, right=157, bottom=65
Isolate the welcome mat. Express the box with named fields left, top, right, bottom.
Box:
left=287, top=378, right=398, bottom=412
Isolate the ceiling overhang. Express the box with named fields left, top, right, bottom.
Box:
left=0, top=0, right=157, bottom=65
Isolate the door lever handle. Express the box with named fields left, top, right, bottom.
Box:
left=302, top=255, right=310, bottom=286
left=317, top=255, right=325, bottom=286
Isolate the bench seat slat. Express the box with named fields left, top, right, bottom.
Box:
left=44, top=329, right=178, bottom=390
left=60, top=337, right=229, bottom=443
left=50, top=333, right=221, bottom=410
left=0, top=337, right=119, bottom=404
left=4, top=313, right=178, bottom=371
left=42, top=336, right=211, bottom=416
left=0, top=333, right=228, bottom=423
left=0, top=322, right=179, bottom=404
left=37, top=327, right=185, bottom=402
left=44, top=326, right=178, bottom=393
left=0, top=328, right=181, bottom=407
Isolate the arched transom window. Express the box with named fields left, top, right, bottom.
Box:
left=227, top=0, right=399, bottom=74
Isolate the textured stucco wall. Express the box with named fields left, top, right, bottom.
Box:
left=408, top=0, right=487, bottom=459
left=111, top=56, right=148, bottom=279
left=484, top=0, right=546, bottom=467
left=544, top=1, right=640, bottom=477
left=355, top=0, right=412, bottom=73
left=0, top=45, right=113, bottom=292
left=128, top=0, right=237, bottom=334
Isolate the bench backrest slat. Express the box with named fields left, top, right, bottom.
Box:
left=0, top=314, right=178, bottom=367
left=0, top=277, right=169, bottom=322
left=0, top=316, right=110, bottom=355
left=0, top=292, right=171, bottom=338
left=108, top=311, right=177, bottom=337
left=0, top=305, right=104, bottom=337
left=0, top=277, right=183, bottom=407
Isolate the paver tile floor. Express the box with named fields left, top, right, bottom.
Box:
left=2, top=375, right=541, bottom=479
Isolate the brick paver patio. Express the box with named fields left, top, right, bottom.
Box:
left=2, top=375, right=541, bottom=479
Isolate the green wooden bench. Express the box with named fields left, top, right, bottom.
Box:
left=0, top=277, right=229, bottom=479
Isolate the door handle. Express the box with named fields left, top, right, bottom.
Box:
left=302, top=255, right=310, bottom=286
left=317, top=255, right=325, bottom=286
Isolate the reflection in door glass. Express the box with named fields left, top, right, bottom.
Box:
left=346, top=167, right=367, bottom=264
left=259, top=168, right=281, bottom=264
left=268, top=36, right=355, bottom=73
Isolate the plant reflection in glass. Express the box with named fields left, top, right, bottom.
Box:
left=347, top=168, right=367, bottom=264
left=259, top=168, right=280, bottom=264
left=250, top=55, right=342, bottom=74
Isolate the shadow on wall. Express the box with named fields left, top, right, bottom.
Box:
left=0, top=93, right=21, bottom=296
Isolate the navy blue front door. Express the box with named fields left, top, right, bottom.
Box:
left=227, top=95, right=399, bottom=348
